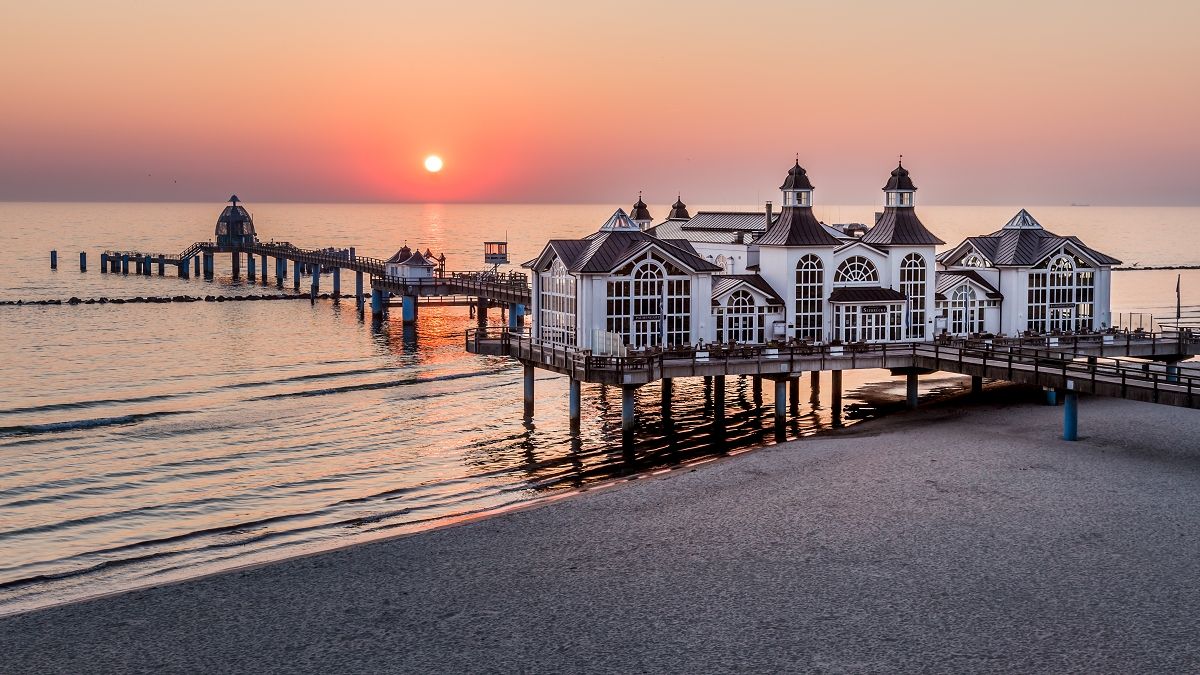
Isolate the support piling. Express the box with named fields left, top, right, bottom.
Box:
left=907, top=372, right=919, bottom=409
left=774, top=379, right=787, bottom=441
left=1064, top=389, right=1078, bottom=441
left=524, top=363, right=535, bottom=418
left=569, top=378, right=581, bottom=433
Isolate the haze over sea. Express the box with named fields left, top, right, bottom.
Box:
left=1, top=202, right=1198, bottom=616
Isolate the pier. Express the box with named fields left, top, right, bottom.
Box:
left=468, top=328, right=1200, bottom=443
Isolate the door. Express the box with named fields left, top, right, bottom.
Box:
left=634, top=318, right=662, bottom=347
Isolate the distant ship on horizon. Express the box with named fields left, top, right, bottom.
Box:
left=1071, top=203, right=1090, bottom=206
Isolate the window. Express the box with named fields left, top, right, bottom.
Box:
left=951, top=285, right=979, bottom=335
left=726, top=290, right=757, bottom=343
left=900, top=253, right=926, bottom=339
left=795, top=254, right=823, bottom=341
left=834, top=256, right=878, bottom=284
left=1027, top=252, right=1093, bottom=333
left=715, top=255, right=728, bottom=274
left=960, top=252, right=988, bottom=268
left=539, top=259, right=576, bottom=346
left=606, top=251, right=692, bottom=347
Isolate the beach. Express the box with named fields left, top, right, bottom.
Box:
left=3, top=389, right=1199, bottom=674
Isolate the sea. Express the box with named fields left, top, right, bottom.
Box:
left=2, top=202, right=1198, bottom=616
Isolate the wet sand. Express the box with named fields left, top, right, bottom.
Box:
left=4, top=389, right=1200, bottom=674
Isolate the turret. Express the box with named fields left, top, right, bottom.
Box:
left=780, top=160, right=814, bottom=207
left=883, top=160, right=916, bottom=207
left=630, top=194, right=653, bottom=231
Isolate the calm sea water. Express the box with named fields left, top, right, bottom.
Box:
left=1, top=203, right=1198, bottom=616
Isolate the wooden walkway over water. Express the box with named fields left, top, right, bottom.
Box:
left=467, top=328, right=1200, bottom=443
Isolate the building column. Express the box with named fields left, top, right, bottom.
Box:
left=907, top=372, right=919, bottom=410
left=714, top=375, right=726, bottom=436
left=661, top=377, right=673, bottom=419
left=402, top=295, right=416, bottom=324
left=524, top=363, right=535, bottom=418
left=356, top=271, right=364, bottom=307
left=831, top=370, right=843, bottom=421
left=1063, top=389, right=1078, bottom=441
left=569, top=378, right=581, bottom=433
left=774, top=379, right=787, bottom=441
left=371, top=288, right=384, bottom=317
left=332, top=269, right=341, bottom=298
left=972, top=375, right=983, bottom=396
left=621, top=385, right=636, bottom=445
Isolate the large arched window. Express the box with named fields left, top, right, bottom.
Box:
left=1027, top=252, right=1094, bottom=333
left=951, top=284, right=979, bottom=335
left=606, top=251, right=692, bottom=347
left=795, top=254, right=823, bottom=341
left=834, top=256, right=878, bottom=284
left=539, top=258, right=576, bottom=346
left=725, top=290, right=759, bottom=343
left=960, top=252, right=988, bottom=268
left=900, top=253, right=926, bottom=339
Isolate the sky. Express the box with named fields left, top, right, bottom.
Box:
left=1, top=0, right=1198, bottom=205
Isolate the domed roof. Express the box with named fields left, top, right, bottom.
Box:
left=668, top=196, right=690, bottom=220
left=780, top=160, right=815, bottom=191
left=630, top=194, right=652, bottom=222
left=386, top=245, right=412, bottom=264
left=215, top=196, right=255, bottom=238
left=884, top=161, right=917, bottom=191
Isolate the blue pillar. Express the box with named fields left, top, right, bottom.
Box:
left=311, top=269, right=319, bottom=299
left=371, top=288, right=383, bottom=316
left=349, top=247, right=356, bottom=261
left=402, top=295, right=416, bottom=324
left=101, top=252, right=108, bottom=273
left=332, top=269, right=341, bottom=297
left=775, top=379, right=787, bottom=441
left=356, top=271, right=364, bottom=307
left=508, top=303, right=518, bottom=327
left=661, top=378, right=673, bottom=419
left=122, top=254, right=130, bottom=274
left=260, top=254, right=267, bottom=283
left=524, top=363, right=536, bottom=418
left=144, top=255, right=151, bottom=276
left=247, top=254, right=256, bottom=280
left=515, top=303, right=525, bottom=327
left=232, top=251, right=240, bottom=279
left=569, top=378, right=581, bottom=432
left=714, top=375, right=726, bottom=436
left=1064, top=390, right=1078, bottom=441
left=1167, top=363, right=1179, bottom=383
left=1045, top=389, right=1057, bottom=406
left=907, top=372, right=919, bottom=409
left=50, top=250, right=57, bottom=269
left=621, top=384, right=635, bottom=440
left=157, top=254, right=165, bottom=276
left=293, top=260, right=301, bottom=291
left=79, top=252, right=87, bottom=272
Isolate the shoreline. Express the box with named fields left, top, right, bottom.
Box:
left=8, top=388, right=1200, bottom=672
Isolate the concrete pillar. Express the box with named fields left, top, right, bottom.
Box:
left=50, top=250, right=57, bottom=269
left=714, top=375, right=726, bottom=434
left=135, top=257, right=142, bottom=275
left=972, top=375, right=983, bottom=395
left=232, top=251, right=240, bottom=279
left=101, top=252, right=108, bottom=273
left=332, top=269, right=341, bottom=297
left=311, top=270, right=320, bottom=299
left=508, top=303, right=518, bottom=328
left=349, top=247, right=356, bottom=261
left=356, top=271, right=364, bottom=307
left=811, top=370, right=820, bottom=393
left=661, top=377, right=673, bottom=418
left=402, top=295, right=416, bottom=324
left=524, top=363, right=535, bottom=417
left=831, top=370, right=842, bottom=417
left=1166, top=363, right=1180, bottom=383
left=293, top=260, right=301, bottom=291
left=144, top=254, right=151, bottom=276
left=371, top=288, right=384, bottom=316
left=247, top=254, right=255, bottom=280
left=1064, top=390, right=1078, bottom=441
left=516, top=303, right=525, bottom=327
left=179, top=259, right=188, bottom=278
left=79, top=252, right=87, bottom=272
left=122, top=254, right=129, bottom=274
left=752, top=376, right=762, bottom=401
left=477, top=297, right=488, bottom=328
left=774, top=379, right=787, bottom=441
left=1045, top=388, right=1057, bottom=406
left=569, top=378, right=581, bottom=432
left=260, top=254, right=267, bottom=283
left=907, top=372, right=919, bottom=410
left=621, top=385, right=636, bottom=442
left=789, top=377, right=800, bottom=416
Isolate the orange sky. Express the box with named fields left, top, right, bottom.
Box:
left=1, top=0, right=1198, bottom=205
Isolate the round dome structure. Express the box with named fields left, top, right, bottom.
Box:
left=215, top=195, right=257, bottom=247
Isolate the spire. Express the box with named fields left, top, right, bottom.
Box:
left=630, top=192, right=652, bottom=230
left=668, top=195, right=690, bottom=220
left=862, top=160, right=944, bottom=246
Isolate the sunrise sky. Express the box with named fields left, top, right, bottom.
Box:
left=2, top=0, right=1198, bottom=205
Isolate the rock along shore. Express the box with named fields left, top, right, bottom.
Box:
left=3, top=392, right=1200, bottom=674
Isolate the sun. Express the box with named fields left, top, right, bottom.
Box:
left=425, top=156, right=442, bottom=172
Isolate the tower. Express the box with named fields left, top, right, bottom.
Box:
left=630, top=194, right=653, bottom=231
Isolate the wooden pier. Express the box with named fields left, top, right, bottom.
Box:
left=467, top=328, right=1200, bottom=443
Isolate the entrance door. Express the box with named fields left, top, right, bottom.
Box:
left=1049, top=306, right=1073, bottom=333
left=634, top=318, right=662, bottom=347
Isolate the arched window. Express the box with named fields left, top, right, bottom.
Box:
left=539, top=258, right=576, bottom=346
left=795, top=254, right=823, bottom=341
left=1027, top=253, right=1094, bottom=333
left=961, top=252, right=988, bottom=268
left=951, top=285, right=978, bottom=335
left=900, top=253, right=926, bottom=339
left=632, top=261, right=664, bottom=347
left=606, top=252, right=691, bottom=348
left=715, top=254, right=728, bottom=274
left=834, top=256, right=878, bottom=284
left=725, top=290, right=758, bottom=343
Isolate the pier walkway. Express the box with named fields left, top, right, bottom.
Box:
left=467, top=328, right=1200, bottom=442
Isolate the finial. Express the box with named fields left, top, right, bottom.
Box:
left=899, top=154, right=903, bottom=166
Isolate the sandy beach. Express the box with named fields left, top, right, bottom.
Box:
left=4, top=389, right=1200, bottom=674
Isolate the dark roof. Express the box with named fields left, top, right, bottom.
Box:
left=386, top=245, right=412, bottom=264
left=215, top=204, right=255, bottom=237
left=861, top=207, right=944, bottom=246
left=712, top=274, right=784, bottom=305
left=630, top=196, right=652, bottom=222
left=646, top=211, right=769, bottom=245
left=780, top=160, right=815, bottom=191
left=828, top=287, right=909, bottom=303
left=883, top=161, right=916, bottom=191
left=530, top=230, right=721, bottom=274
left=668, top=197, right=690, bottom=220
left=756, top=206, right=843, bottom=247
left=662, top=239, right=699, bottom=255
left=937, top=209, right=1121, bottom=267
left=403, top=250, right=435, bottom=267
left=935, top=270, right=1002, bottom=300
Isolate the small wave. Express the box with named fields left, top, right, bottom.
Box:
left=250, top=367, right=514, bottom=400
left=0, top=411, right=184, bottom=437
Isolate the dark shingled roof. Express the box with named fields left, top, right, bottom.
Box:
left=385, top=245, right=412, bottom=264
left=712, top=274, right=784, bottom=305
left=630, top=196, right=652, bottom=223
left=647, top=212, right=769, bottom=244
left=936, top=209, right=1121, bottom=267
left=884, top=161, right=916, bottom=191
left=756, top=206, right=843, bottom=247
left=668, top=197, right=690, bottom=220
left=780, top=160, right=815, bottom=191
left=828, top=287, right=909, bottom=303
left=935, top=270, right=1002, bottom=300
left=861, top=207, right=945, bottom=246
left=529, top=230, right=721, bottom=274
